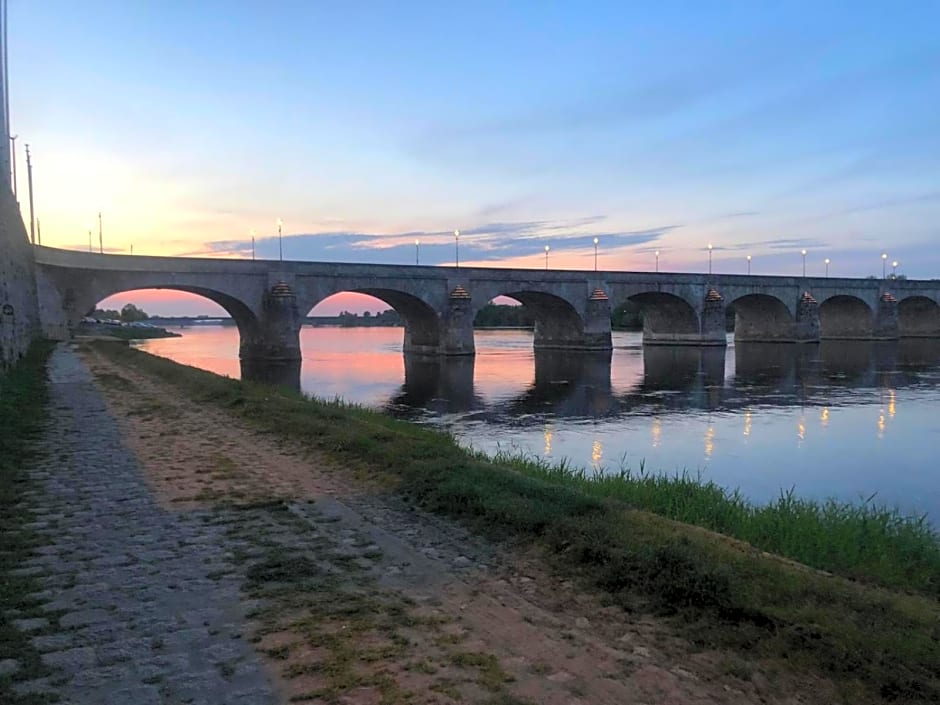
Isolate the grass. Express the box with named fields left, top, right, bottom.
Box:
left=0, top=340, right=59, bottom=704
left=495, top=454, right=940, bottom=598
left=89, top=341, right=940, bottom=703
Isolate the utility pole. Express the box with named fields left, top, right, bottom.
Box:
left=2, top=0, right=8, bottom=160
left=36, top=218, right=41, bottom=245
left=98, top=211, right=103, bottom=253
left=9, top=134, right=17, bottom=200
left=25, top=143, right=35, bottom=243
left=0, top=0, right=10, bottom=190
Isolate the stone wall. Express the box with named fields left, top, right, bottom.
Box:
left=0, top=188, right=39, bottom=371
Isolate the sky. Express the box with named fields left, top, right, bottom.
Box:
left=8, top=1, right=940, bottom=315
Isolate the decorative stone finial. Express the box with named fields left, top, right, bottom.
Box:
left=270, top=281, right=294, bottom=298
left=705, top=288, right=724, bottom=302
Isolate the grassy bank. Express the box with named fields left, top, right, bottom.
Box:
left=505, top=457, right=940, bottom=597
left=0, top=341, right=58, bottom=704
left=89, top=341, right=940, bottom=703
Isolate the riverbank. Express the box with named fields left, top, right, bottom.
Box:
left=85, top=340, right=940, bottom=703
left=77, top=322, right=181, bottom=340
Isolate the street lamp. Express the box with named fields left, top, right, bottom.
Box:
left=250, top=229, right=256, bottom=260
left=86, top=223, right=92, bottom=253
left=801, top=249, right=807, bottom=277
left=544, top=244, right=550, bottom=270
left=415, top=239, right=420, bottom=265
left=881, top=253, right=888, bottom=279
left=655, top=250, right=660, bottom=272
left=746, top=254, right=751, bottom=275
left=707, top=243, right=713, bottom=274
left=277, top=218, right=283, bottom=262
left=892, top=260, right=898, bottom=278
left=825, top=257, right=830, bottom=277
left=454, top=230, right=460, bottom=268
left=593, top=237, right=598, bottom=271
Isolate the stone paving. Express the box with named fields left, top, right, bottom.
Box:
left=9, top=346, right=279, bottom=704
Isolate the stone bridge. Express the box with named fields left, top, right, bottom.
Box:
left=33, top=246, right=940, bottom=369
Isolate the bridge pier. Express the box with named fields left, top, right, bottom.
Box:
left=239, top=282, right=302, bottom=384
left=874, top=293, right=900, bottom=340
left=643, top=287, right=727, bottom=346
left=582, top=288, right=614, bottom=350
left=437, top=285, right=475, bottom=356
left=794, top=291, right=821, bottom=342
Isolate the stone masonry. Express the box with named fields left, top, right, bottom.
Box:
left=10, top=345, right=278, bottom=704
left=0, top=189, right=39, bottom=371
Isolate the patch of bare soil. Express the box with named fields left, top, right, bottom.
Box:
left=81, top=344, right=841, bottom=705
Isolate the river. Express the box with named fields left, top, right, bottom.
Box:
left=136, top=326, right=940, bottom=522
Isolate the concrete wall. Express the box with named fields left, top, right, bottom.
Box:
left=0, top=189, right=39, bottom=371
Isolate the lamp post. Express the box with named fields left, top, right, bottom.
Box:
left=544, top=244, right=550, bottom=270
left=250, top=229, right=256, bottom=260
left=415, top=239, right=420, bottom=265
left=655, top=250, right=660, bottom=272
left=593, top=237, right=598, bottom=271
left=801, top=249, right=807, bottom=277
left=892, top=260, right=898, bottom=279
left=86, top=224, right=92, bottom=253
left=707, top=243, right=713, bottom=274
left=454, top=230, right=460, bottom=268
left=277, top=218, right=283, bottom=262
left=746, top=254, right=751, bottom=275
left=825, top=257, right=830, bottom=277
left=98, top=212, right=103, bottom=254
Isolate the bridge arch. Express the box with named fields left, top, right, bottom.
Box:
left=84, top=285, right=262, bottom=349
left=472, top=290, right=586, bottom=350
left=623, top=292, right=700, bottom=345
left=898, top=296, right=940, bottom=338
left=306, top=288, right=442, bottom=355
left=728, top=293, right=796, bottom=342
left=818, top=295, right=874, bottom=339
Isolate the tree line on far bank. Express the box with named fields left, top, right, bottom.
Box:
left=91, top=304, right=149, bottom=323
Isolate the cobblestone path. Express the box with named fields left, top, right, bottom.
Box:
left=10, top=346, right=279, bottom=704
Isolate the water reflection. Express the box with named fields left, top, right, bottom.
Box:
left=386, top=355, right=480, bottom=416
left=509, top=350, right=613, bottom=417
left=139, top=328, right=940, bottom=521
left=241, top=358, right=302, bottom=391
left=393, top=339, right=940, bottom=423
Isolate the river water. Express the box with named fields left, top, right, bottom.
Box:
left=136, top=326, right=940, bottom=522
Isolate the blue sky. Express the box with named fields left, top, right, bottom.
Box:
left=8, top=1, right=940, bottom=314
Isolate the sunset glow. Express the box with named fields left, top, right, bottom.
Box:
left=10, top=3, right=939, bottom=315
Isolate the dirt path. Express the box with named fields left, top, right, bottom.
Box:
left=81, top=343, right=837, bottom=705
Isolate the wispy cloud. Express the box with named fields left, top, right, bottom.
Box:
left=195, top=218, right=680, bottom=265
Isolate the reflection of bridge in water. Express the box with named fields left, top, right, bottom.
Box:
left=382, top=339, right=940, bottom=422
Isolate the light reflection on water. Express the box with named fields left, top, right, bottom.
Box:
left=137, top=326, right=940, bottom=521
